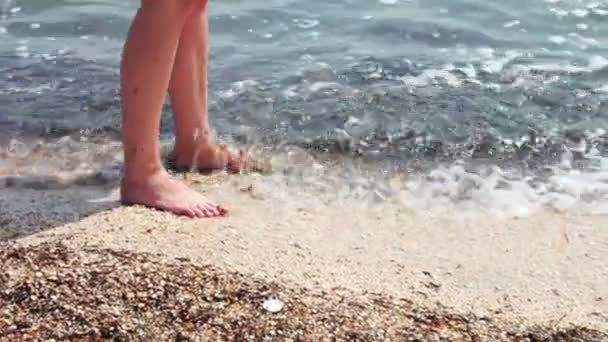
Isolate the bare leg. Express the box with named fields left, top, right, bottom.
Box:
left=168, top=1, right=256, bottom=173
left=119, top=0, right=226, bottom=218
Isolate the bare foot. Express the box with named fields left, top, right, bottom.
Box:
left=171, top=142, right=264, bottom=173
left=120, top=170, right=227, bottom=218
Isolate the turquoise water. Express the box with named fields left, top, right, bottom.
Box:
left=2, top=0, right=608, bottom=213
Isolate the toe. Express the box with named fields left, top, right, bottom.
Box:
left=217, top=205, right=228, bottom=215
left=202, top=204, right=219, bottom=217
left=192, top=206, right=206, bottom=218
left=206, top=203, right=227, bottom=216
left=209, top=205, right=227, bottom=217
left=201, top=199, right=227, bottom=215
left=194, top=203, right=212, bottom=217
left=176, top=206, right=197, bottom=218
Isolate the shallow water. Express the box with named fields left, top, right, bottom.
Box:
left=1, top=0, right=608, bottom=215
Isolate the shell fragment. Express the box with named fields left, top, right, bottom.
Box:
left=262, top=298, right=285, bottom=313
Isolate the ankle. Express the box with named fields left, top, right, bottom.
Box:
left=173, top=141, right=216, bottom=160
left=174, top=128, right=213, bottom=153
left=122, top=163, right=165, bottom=186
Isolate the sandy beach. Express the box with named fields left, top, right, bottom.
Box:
left=3, top=0, right=608, bottom=338
left=1, top=167, right=607, bottom=339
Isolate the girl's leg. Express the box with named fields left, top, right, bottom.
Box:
left=169, top=1, right=211, bottom=161
left=120, top=0, right=226, bottom=218
left=168, top=1, right=253, bottom=172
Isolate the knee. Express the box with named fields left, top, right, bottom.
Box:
left=141, top=0, right=206, bottom=18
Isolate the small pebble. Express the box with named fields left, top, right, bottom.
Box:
left=263, top=298, right=285, bottom=313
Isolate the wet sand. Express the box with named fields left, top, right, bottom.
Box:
left=1, top=171, right=608, bottom=338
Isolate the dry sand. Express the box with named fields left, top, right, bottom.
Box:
left=1, top=242, right=605, bottom=340
left=1, top=168, right=608, bottom=338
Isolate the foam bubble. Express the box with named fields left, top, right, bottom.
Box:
left=480, top=50, right=521, bottom=74
left=282, top=85, right=299, bottom=98
left=589, top=55, right=608, bottom=71
left=571, top=9, right=589, bottom=17
left=293, top=19, right=320, bottom=29
left=217, top=79, right=259, bottom=99
left=592, top=8, right=608, bottom=15
left=548, top=35, right=566, bottom=45
left=308, top=81, right=340, bottom=93
left=528, top=63, right=588, bottom=73
left=596, top=84, right=608, bottom=93
left=549, top=8, right=569, bottom=17
left=400, top=69, right=461, bottom=88
left=503, top=20, right=520, bottom=28
left=567, top=32, right=599, bottom=48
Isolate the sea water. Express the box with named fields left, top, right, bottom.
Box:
left=1, top=0, right=608, bottom=217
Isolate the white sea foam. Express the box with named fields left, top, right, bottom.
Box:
left=292, top=18, right=320, bottom=29
left=596, top=84, right=608, bottom=93
left=589, top=55, right=608, bottom=70
left=400, top=68, right=462, bottom=88
left=3, top=134, right=608, bottom=219
left=549, top=8, right=569, bottom=17
left=308, top=81, right=340, bottom=93
left=571, top=8, right=590, bottom=17
left=503, top=20, right=521, bottom=28
left=274, top=149, right=608, bottom=218
left=217, top=79, right=259, bottom=99
left=549, top=35, right=566, bottom=45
